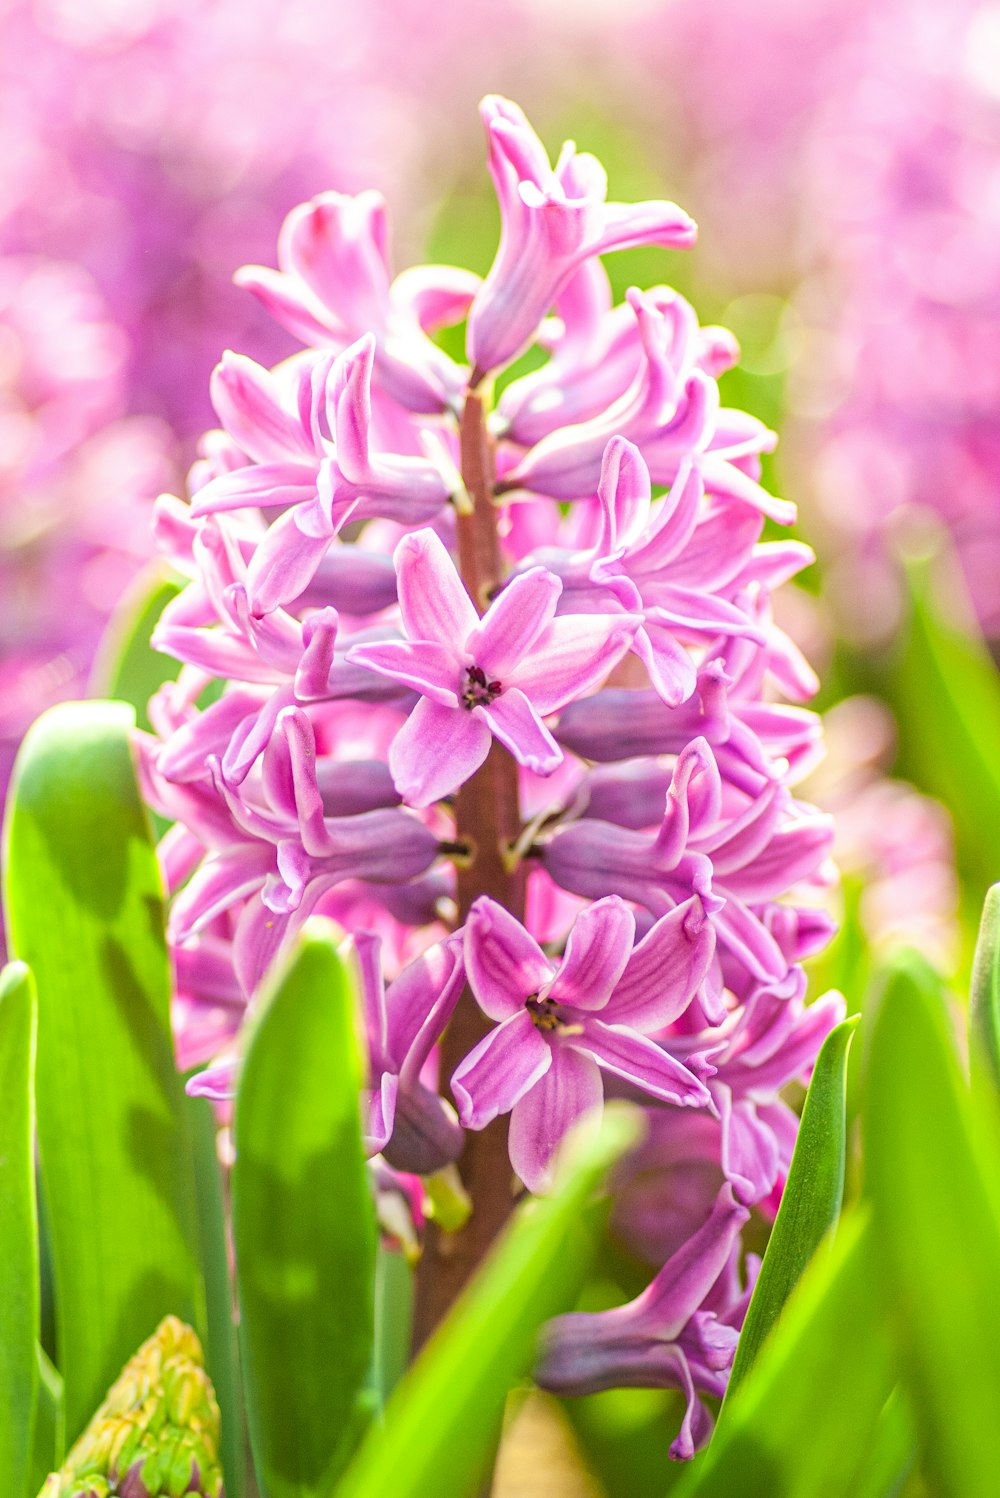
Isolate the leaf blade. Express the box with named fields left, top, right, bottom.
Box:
left=232, top=923, right=377, bottom=1498
left=726, top=1014, right=858, bottom=1395
left=3, top=700, right=204, bottom=1442
left=0, top=960, right=39, bottom=1496
left=335, top=1108, right=640, bottom=1498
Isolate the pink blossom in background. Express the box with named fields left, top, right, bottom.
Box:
left=0, top=255, right=175, bottom=788
left=791, top=0, right=1000, bottom=639
left=138, top=96, right=844, bottom=1456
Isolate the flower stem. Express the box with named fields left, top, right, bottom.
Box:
left=412, top=387, right=525, bottom=1350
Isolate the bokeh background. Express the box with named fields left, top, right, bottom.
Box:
left=4, top=1, right=1000, bottom=1488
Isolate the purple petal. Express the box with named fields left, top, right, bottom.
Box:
left=715, top=1085, right=780, bottom=1205
left=388, top=934, right=466, bottom=1076
left=450, top=1012, right=552, bottom=1129
left=480, top=688, right=562, bottom=774
left=508, top=1045, right=603, bottom=1193
left=606, top=897, right=716, bottom=1031
left=190, top=462, right=319, bottom=517
left=211, top=352, right=312, bottom=463
left=469, top=568, right=562, bottom=677
left=548, top=897, right=634, bottom=1010
left=395, top=528, right=477, bottom=646
left=388, top=696, right=491, bottom=806
left=632, top=620, right=698, bottom=707
left=510, top=613, right=640, bottom=715
left=346, top=639, right=460, bottom=706
left=364, top=1073, right=398, bottom=1156
left=465, top=896, right=553, bottom=1020
left=594, top=436, right=652, bottom=556
left=572, top=1020, right=710, bottom=1108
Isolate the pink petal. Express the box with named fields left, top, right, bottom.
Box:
left=548, top=897, right=635, bottom=1010
left=606, top=897, right=716, bottom=1031
left=632, top=620, right=698, bottom=707
left=190, top=462, right=319, bottom=517
left=388, top=696, right=491, bottom=806
left=465, top=897, right=553, bottom=1020
left=246, top=509, right=336, bottom=615
left=345, top=639, right=460, bottom=706
left=572, top=1020, right=711, bottom=1108
left=395, top=528, right=477, bottom=646
left=508, top=1045, right=603, bottom=1193
left=469, top=568, right=562, bottom=677
left=594, top=436, right=652, bottom=556
left=511, top=613, right=639, bottom=715
left=211, top=352, right=311, bottom=463
left=450, top=1012, right=552, bottom=1129
left=480, top=688, right=562, bottom=774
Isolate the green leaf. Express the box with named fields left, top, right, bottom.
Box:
left=334, top=1107, right=640, bottom=1498
left=28, top=1346, right=64, bottom=1496
left=863, top=950, right=1000, bottom=1497
left=890, top=544, right=1000, bottom=896
left=0, top=960, right=38, bottom=1495
left=725, top=1014, right=858, bottom=1396
left=969, top=883, right=1000, bottom=1103
left=673, top=1210, right=895, bottom=1498
left=88, top=563, right=183, bottom=730
left=232, top=923, right=377, bottom=1498
left=187, top=1094, right=245, bottom=1498
left=3, top=700, right=204, bottom=1442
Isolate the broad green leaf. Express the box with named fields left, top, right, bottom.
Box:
left=3, top=700, right=204, bottom=1441
left=863, top=951, right=1000, bottom=1497
left=673, top=1210, right=895, bottom=1498
left=969, top=883, right=1000, bottom=1102
left=0, top=960, right=38, bottom=1495
left=726, top=1015, right=858, bottom=1395
left=88, top=562, right=183, bottom=730
left=232, top=924, right=377, bottom=1498
left=335, top=1107, right=640, bottom=1498
left=28, top=1347, right=64, bottom=1497
left=187, top=1093, right=245, bottom=1498
left=851, top=1388, right=917, bottom=1498
left=890, top=545, right=1000, bottom=896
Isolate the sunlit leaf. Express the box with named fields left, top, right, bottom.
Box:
left=232, top=923, right=377, bottom=1498
left=335, top=1108, right=640, bottom=1498
left=673, top=1210, right=894, bottom=1498
left=726, top=1015, right=858, bottom=1395
left=3, top=700, right=204, bottom=1442
left=0, top=960, right=38, bottom=1495
left=863, top=951, right=1000, bottom=1497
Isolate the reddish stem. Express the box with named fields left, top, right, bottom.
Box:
left=411, top=389, right=525, bottom=1349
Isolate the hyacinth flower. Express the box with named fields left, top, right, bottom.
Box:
left=452, top=894, right=714, bottom=1190
left=537, top=1184, right=751, bottom=1459
left=140, top=94, right=842, bottom=1457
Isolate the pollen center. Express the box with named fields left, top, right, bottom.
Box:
left=525, top=994, right=563, bottom=1032
left=462, top=664, right=503, bottom=710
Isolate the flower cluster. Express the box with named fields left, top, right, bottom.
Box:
left=139, top=97, right=842, bottom=1458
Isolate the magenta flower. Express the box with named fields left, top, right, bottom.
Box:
left=537, top=1183, right=750, bottom=1459
left=451, top=895, right=714, bottom=1191
left=467, top=97, right=696, bottom=380
left=347, top=527, right=639, bottom=806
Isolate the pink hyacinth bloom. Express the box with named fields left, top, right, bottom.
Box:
left=451, top=895, right=714, bottom=1191
left=537, top=1183, right=750, bottom=1460
left=466, top=97, right=696, bottom=380
left=347, top=527, right=640, bottom=806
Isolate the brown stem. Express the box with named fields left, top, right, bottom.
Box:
left=412, top=389, right=525, bottom=1350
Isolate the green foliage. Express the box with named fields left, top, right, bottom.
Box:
left=334, top=1108, right=640, bottom=1498
left=89, top=564, right=183, bottom=731
left=3, top=700, right=204, bottom=1443
left=969, top=882, right=1000, bottom=1104
left=891, top=546, right=1000, bottom=898
left=232, top=924, right=377, bottom=1498
left=862, top=951, right=1000, bottom=1497
left=674, top=1211, right=894, bottom=1498
left=0, top=961, right=39, bottom=1495
left=726, top=1015, right=858, bottom=1395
